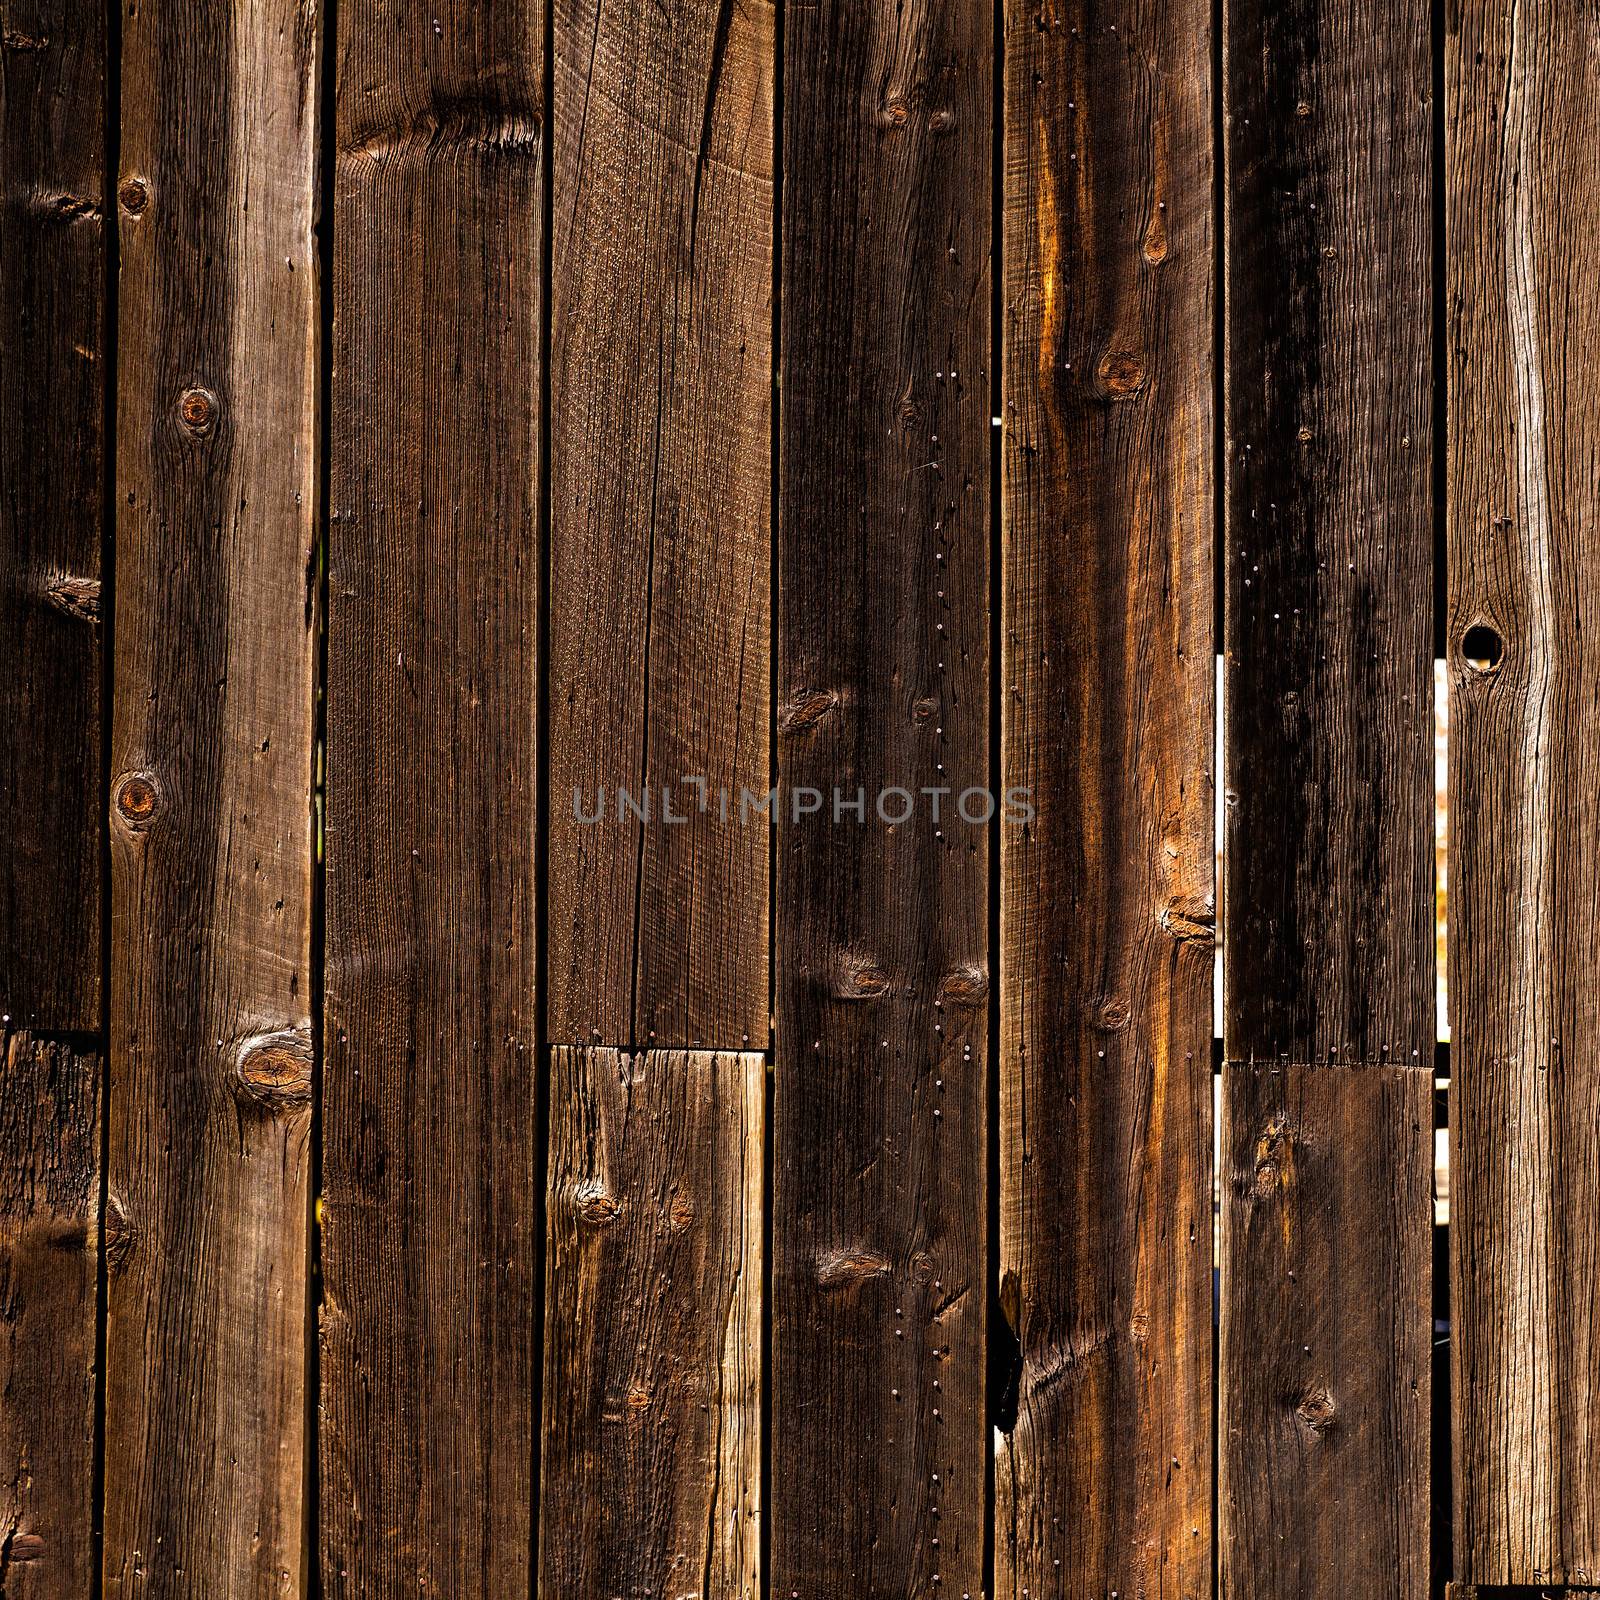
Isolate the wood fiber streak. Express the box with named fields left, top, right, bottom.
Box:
left=547, top=0, right=772, bottom=1051
left=1448, top=1, right=1600, bottom=1583
left=105, top=2, right=318, bottom=1594
left=540, top=1047, right=762, bottom=1598
left=1219, top=1063, right=1433, bottom=1599
left=773, top=0, right=990, bottom=1587
left=0, top=1033, right=100, bottom=1599
left=321, top=5, right=541, bottom=1595
left=0, top=0, right=105, bottom=1029
left=1224, top=0, right=1435, bottom=1065
left=998, top=2, right=1214, bottom=1595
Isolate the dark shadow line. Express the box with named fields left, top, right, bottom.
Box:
left=529, top=0, right=557, bottom=1590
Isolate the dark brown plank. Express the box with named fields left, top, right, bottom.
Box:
left=540, top=1047, right=762, bottom=1597
left=0, top=0, right=104, bottom=1027
left=104, top=2, right=319, bottom=1592
left=0, top=0, right=104, bottom=1036
left=1224, top=0, right=1434, bottom=1064
left=546, top=0, right=772, bottom=1052
left=996, top=1, right=1214, bottom=1594
left=1219, top=1062, right=1432, bottom=1598
left=1221, top=0, right=1435, bottom=1591
left=0, top=1032, right=99, bottom=1598
left=0, top=7, right=105, bottom=1591
left=1448, top=1, right=1600, bottom=1583
left=320, top=5, right=542, bottom=1594
left=771, top=0, right=991, bottom=1586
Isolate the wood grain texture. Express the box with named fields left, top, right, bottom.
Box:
left=321, top=4, right=541, bottom=1594
left=540, top=1047, right=761, bottom=1598
left=0, top=0, right=105, bottom=1031
left=772, top=0, right=990, bottom=1585
left=997, top=2, right=1214, bottom=1595
left=547, top=0, right=772, bottom=1052
left=1222, top=1, right=1435, bottom=1592
left=1448, top=0, right=1600, bottom=1583
left=1224, top=0, right=1434, bottom=1065
left=0, top=1032, right=100, bottom=1599
left=1219, top=1062, right=1432, bottom=1599
left=104, top=1, right=318, bottom=1593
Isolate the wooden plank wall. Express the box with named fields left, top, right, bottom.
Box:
left=1220, top=0, right=1436, bottom=1596
left=15, top=0, right=1600, bottom=1593
left=996, top=2, right=1214, bottom=1597
left=1449, top=0, right=1600, bottom=1587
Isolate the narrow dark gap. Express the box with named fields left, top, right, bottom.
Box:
left=91, top=0, right=124, bottom=1593
left=1211, top=0, right=1227, bottom=1590
left=305, top=0, right=338, bottom=1591
left=1431, top=0, right=1448, bottom=664
left=1430, top=0, right=1451, bottom=1588
left=981, top=0, right=1004, bottom=1588
left=530, top=0, right=557, bottom=1589
left=759, top=0, right=782, bottom=1589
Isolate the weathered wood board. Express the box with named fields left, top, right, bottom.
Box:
left=540, top=1047, right=762, bottom=1598
left=772, top=0, right=993, bottom=1583
left=1221, top=0, right=1436, bottom=1591
left=547, top=0, right=773, bottom=1052
left=1448, top=0, right=1600, bottom=1583
left=320, top=2, right=543, bottom=1593
left=996, top=0, right=1215, bottom=1592
left=104, top=1, right=319, bottom=1591
left=0, top=1033, right=100, bottom=1599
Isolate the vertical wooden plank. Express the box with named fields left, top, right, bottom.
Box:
left=0, top=1034, right=100, bottom=1598
left=996, top=1, right=1214, bottom=1594
left=1221, top=0, right=1435, bottom=1592
left=546, top=0, right=772, bottom=1052
left=539, top=1047, right=762, bottom=1597
left=1220, top=1062, right=1432, bottom=1596
left=1448, top=2, right=1600, bottom=1583
left=1, top=4, right=105, bottom=1589
left=105, top=1, right=319, bottom=1593
left=772, top=0, right=990, bottom=1585
left=1, top=0, right=105, bottom=1028
left=321, top=5, right=541, bottom=1594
